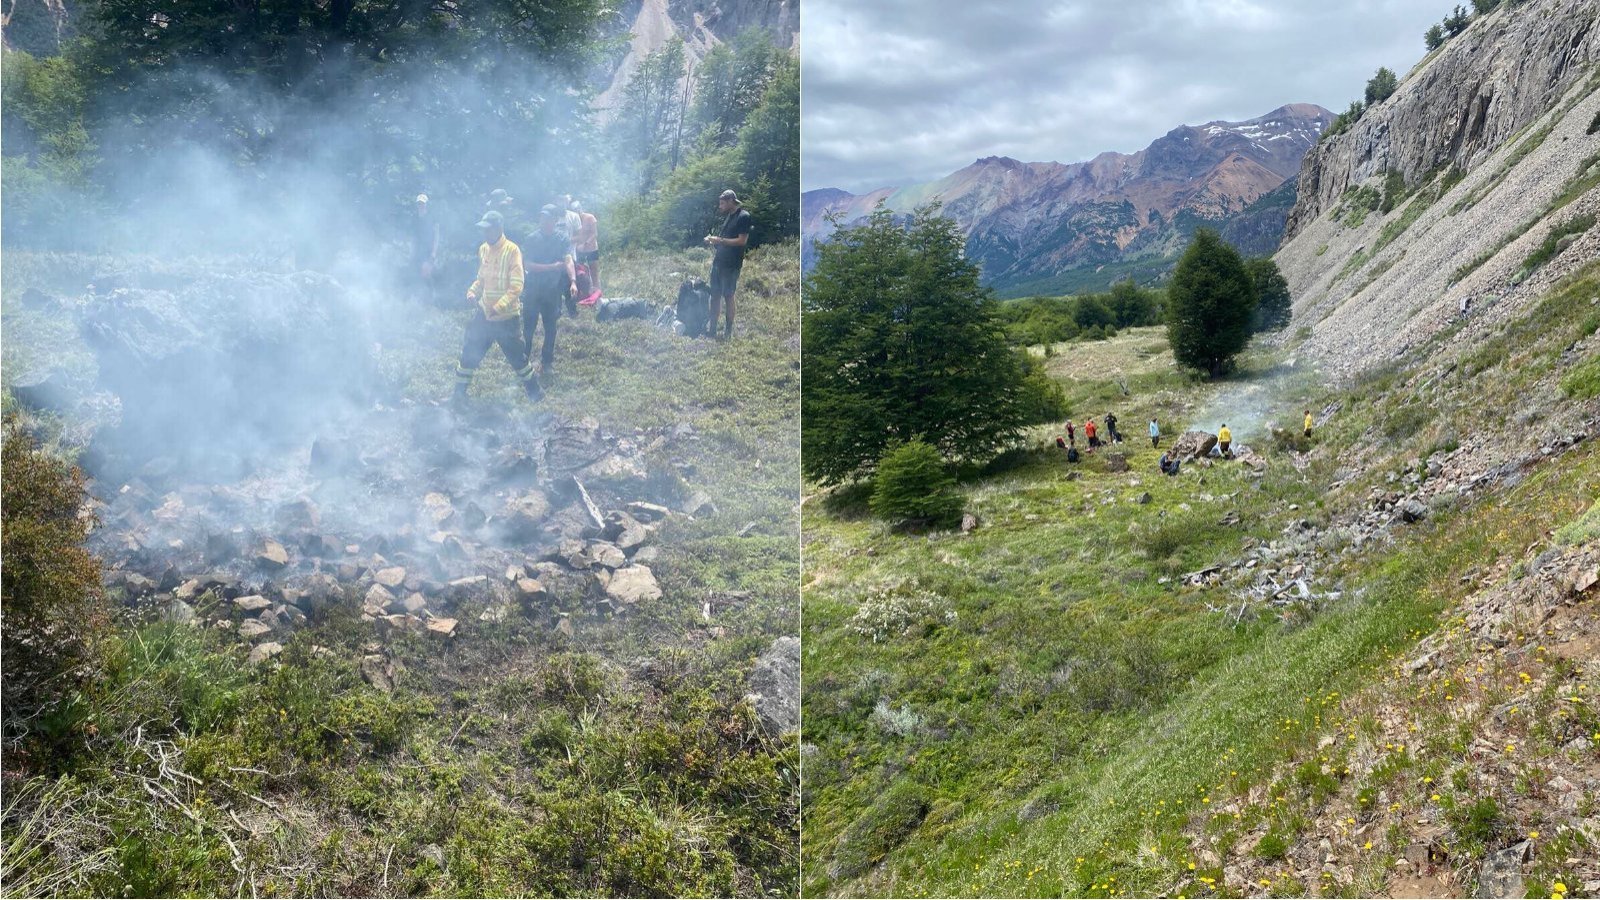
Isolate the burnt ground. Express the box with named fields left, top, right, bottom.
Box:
left=1, top=242, right=801, bottom=897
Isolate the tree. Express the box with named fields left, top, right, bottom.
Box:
left=1246, top=257, right=1292, bottom=333
left=1470, top=0, right=1498, bottom=13
left=803, top=204, right=1033, bottom=484
left=1443, top=5, right=1472, bottom=36
left=688, top=29, right=783, bottom=150
left=869, top=441, right=964, bottom=527
left=1425, top=24, right=1446, bottom=50
left=612, top=39, right=690, bottom=195
left=1106, top=279, right=1162, bottom=328
left=1165, top=228, right=1257, bottom=377
left=1365, top=67, right=1398, bottom=106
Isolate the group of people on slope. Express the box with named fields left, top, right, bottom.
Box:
left=437, top=187, right=753, bottom=405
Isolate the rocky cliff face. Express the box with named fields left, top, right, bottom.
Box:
left=1285, top=0, right=1600, bottom=239
left=803, top=104, right=1332, bottom=296
left=595, top=0, right=797, bottom=113
left=1275, top=0, right=1600, bottom=381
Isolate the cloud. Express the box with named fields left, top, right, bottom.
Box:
left=803, top=0, right=1444, bottom=191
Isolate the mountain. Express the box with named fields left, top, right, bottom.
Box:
left=594, top=0, right=799, bottom=113
left=1275, top=0, right=1600, bottom=380
left=802, top=103, right=1333, bottom=296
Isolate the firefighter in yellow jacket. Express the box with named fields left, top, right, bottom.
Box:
left=454, top=210, right=543, bottom=404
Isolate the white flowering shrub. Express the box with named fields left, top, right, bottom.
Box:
left=848, top=587, right=954, bottom=642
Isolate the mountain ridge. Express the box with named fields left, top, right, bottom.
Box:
left=803, top=103, right=1334, bottom=295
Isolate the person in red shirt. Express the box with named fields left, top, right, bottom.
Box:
left=1085, top=418, right=1099, bottom=451
left=1065, top=420, right=1076, bottom=447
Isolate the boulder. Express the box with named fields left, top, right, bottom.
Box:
left=1400, top=499, right=1429, bottom=523
left=373, top=566, right=407, bottom=588
left=626, top=502, right=671, bottom=523
left=1135, top=492, right=1153, bottom=504
left=233, top=595, right=273, bottom=613
left=605, top=565, right=662, bottom=605
left=745, top=636, right=800, bottom=736
left=587, top=542, right=627, bottom=570
left=1475, top=840, right=1528, bottom=898
left=398, top=592, right=428, bottom=615
left=515, top=578, right=549, bottom=602
left=426, top=617, right=458, bottom=637
left=364, top=584, right=396, bottom=615
left=960, top=514, right=979, bottom=533
left=360, top=654, right=395, bottom=692
left=497, top=491, right=552, bottom=542
left=246, top=642, right=284, bottom=665
left=1104, top=453, right=1129, bottom=473
left=160, top=599, right=197, bottom=626
left=257, top=540, right=289, bottom=569
left=1170, top=431, right=1218, bottom=461
left=422, top=492, right=454, bottom=527
left=238, top=619, right=273, bottom=639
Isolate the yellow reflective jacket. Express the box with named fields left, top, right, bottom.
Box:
left=1218, top=427, right=1232, bottom=443
left=1304, top=413, right=1314, bottom=431
left=469, top=236, right=524, bottom=321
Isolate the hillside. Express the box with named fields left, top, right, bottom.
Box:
left=594, top=0, right=799, bottom=113
left=800, top=2, right=1600, bottom=896
left=1276, top=0, right=1600, bottom=379
left=801, top=104, right=1332, bottom=295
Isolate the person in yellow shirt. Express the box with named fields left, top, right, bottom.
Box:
left=454, top=210, right=542, bottom=404
left=1303, top=409, right=1314, bottom=439
left=1217, top=423, right=1233, bottom=457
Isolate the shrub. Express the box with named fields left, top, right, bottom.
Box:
left=870, top=441, right=964, bottom=527
left=1, top=419, right=109, bottom=753
left=1365, top=68, right=1398, bottom=107
left=849, top=586, right=954, bottom=642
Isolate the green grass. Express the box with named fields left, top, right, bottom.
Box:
left=1, top=242, right=802, bottom=896
left=801, top=261, right=1600, bottom=897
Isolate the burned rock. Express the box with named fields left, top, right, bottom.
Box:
left=364, top=584, right=396, bottom=615
left=497, top=491, right=552, bottom=542
left=157, top=563, right=183, bottom=593
left=515, top=578, right=549, bottom=603
left=489, top=450, right=539, bottom=486
left=233, top=595, right=273, bottom=613
left=257, top=540, right=290, bottom=569
left=681, top=490, right=718, bottom=518
left=587, top=542, right=627, bottom=570
left=373, top=566, right=407, bottom=589
left=275, top=498, right=320, bottom=531
left=1170, top=431, right=1218, bottom=461
left=238, top=620, right=273, bottom=639
left=604, top=565, right=662, bottom=605
left=626, top=502, right=671, bottom=523
left=426, top=617, right=459, bottom=637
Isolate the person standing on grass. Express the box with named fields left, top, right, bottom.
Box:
left=1066, top=419, right=1076, bottom=447
left=572, top=199, right=600, bottom=296
left=1105, top=411, right=1122, bottom=444
left=1303, top=409, right=1314, bottom=439
left=521, top=205, right=578, bottom=379
left=454, top=210, right=542, bottom=404
left=704, top=189, right=752, bottom=340
left=1218, top=423, right=1233, bottom=457
left=1149, top=417, right=1161, bottom=448
left=409, top=193, right=440, bottom=304
left=1085, top=418, right=1099, bottom=451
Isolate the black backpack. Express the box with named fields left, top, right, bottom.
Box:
left=676, top=278, right=712, bottom=337
left=1066, top=446, right=1080, bottom=463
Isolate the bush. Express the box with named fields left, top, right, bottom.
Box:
left=1015, top=351, right=1069, bottom=424
left=870, top=441, right=964, bottom=527
left=1365, top=67, right=1398, bottom=107
left=1561, top=355, right=1600, bottom=400
left=849, top=586, right=954, bottom=642
left=1, top=420, right=109, bottom=753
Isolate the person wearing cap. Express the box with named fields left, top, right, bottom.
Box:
left=455, top=210, right=541, bottom=404
left=704, top=189, right=752, bottom=339
left=521, top=204, right=578, bottom=376
left=571, top=199, right=601, bottom=295
left=410, top=193, right=440, bottom=303
left=485, top=188, right=530, bottom=247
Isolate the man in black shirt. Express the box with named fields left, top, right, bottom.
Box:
left=521, top=204, right=578, bottom=376
left=704, top=189, right=752, bottom=339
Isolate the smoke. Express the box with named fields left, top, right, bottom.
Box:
left=2, top=25, right=692, bottom=585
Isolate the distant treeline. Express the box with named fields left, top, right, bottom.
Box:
left=995, top=280, right=1165, bottom=346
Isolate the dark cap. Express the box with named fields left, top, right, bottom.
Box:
left=476, top=210, right=504, bottom=229
left=539, top=204, right=560, bottom=218
left=719, top=189, right=738, bottom=202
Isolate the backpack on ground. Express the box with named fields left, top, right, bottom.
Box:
left=675, top=277, right=712, bottom=337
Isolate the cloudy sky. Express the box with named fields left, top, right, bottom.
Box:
left=803, top=0, right=1445, bottom=192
